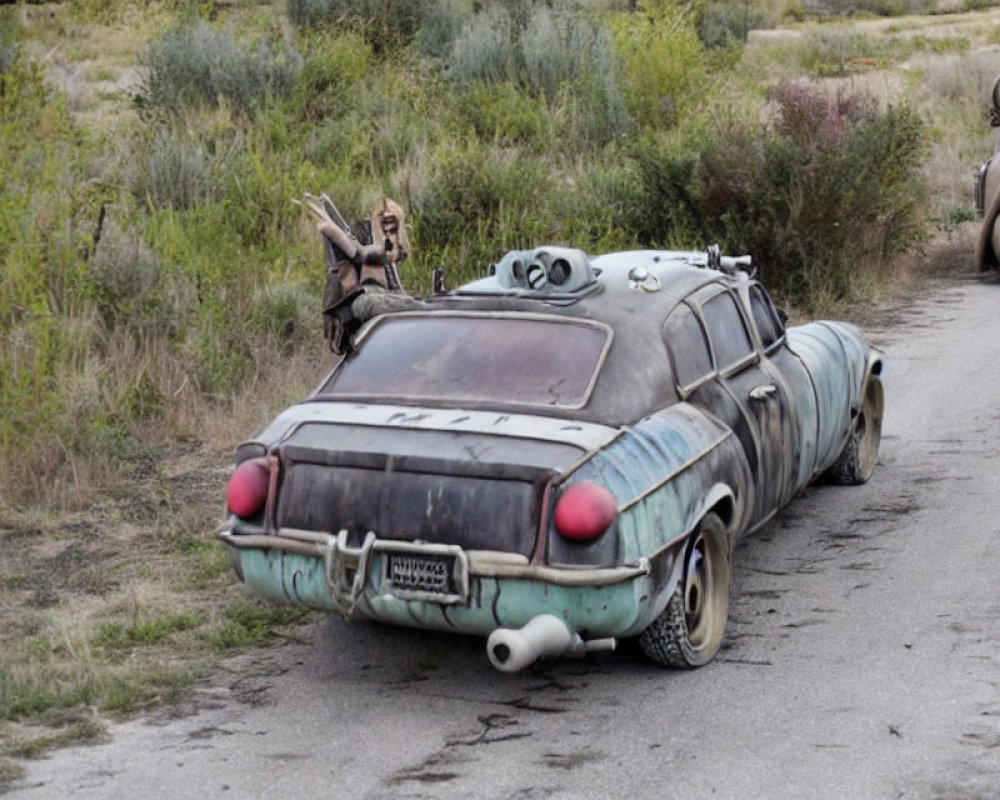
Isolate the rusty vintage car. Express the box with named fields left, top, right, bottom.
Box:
left=218, top=247, right=883, bottom=672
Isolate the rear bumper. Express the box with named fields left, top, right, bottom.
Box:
left=218, top=527, right=658, bottom=639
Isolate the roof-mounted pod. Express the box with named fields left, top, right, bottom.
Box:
left=494, top=247, right=596, bottom=293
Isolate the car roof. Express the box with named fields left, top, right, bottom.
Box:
left=431, top=250, right=734, bottom=321
left=393, top=250, right=745, bottom=425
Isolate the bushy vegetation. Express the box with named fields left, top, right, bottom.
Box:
left=137, top=22, right=303, bottom=114
left=699, top=83, right=927, bottom=298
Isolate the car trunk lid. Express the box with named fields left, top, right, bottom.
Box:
left=268, top=409, right=617, bottom=558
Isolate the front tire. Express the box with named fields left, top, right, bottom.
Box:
left=825, top=376, right=883, bottom=485
left=639, top=512, right=731, bottom=668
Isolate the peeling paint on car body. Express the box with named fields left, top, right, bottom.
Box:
left=219, top=247, right=882, bottom=669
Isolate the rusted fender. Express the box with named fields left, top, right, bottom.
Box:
left=786, top=321, right=870, bottom=477
left=554, top=402, right=752, bottom=566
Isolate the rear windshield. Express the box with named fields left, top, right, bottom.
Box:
left=318, top=314, right=610, bottom=408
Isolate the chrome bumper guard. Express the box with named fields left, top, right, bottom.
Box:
left=218, top=527, right=649, bottom=603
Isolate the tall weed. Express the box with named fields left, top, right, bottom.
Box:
left=287, top=0, right=427, bottom=53
left=126, top=127, right=219, bottom=211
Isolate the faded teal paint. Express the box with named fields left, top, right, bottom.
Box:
left=567, top=403, right=739, bottom=561
left=787, top=324, right=857, bottom=473
left=240, top=549, right=331, bottom=608
left=235, top=547, right=658, bottom=638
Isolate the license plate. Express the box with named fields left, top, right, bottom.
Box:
left=385, top=553, right=456, bottom=596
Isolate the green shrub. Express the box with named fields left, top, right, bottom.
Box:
left=68, top=0, right=133, bottom=25
left=612, top=81, right=926, bottom=304
left=448, top=5, right=628, bottom=146
left=559, top=160, right=644, bottom=252
left=287, top=0, right=427, bottom=53
left=137, top=22, right=303, bottom=115
left=456, top=82, right=550, bottom=147
left=625, top=137, right=705, bottom=247
left=247, top=281, right=318, bottom=350
left=287, top=32, right=372, bottom=122
left=697, top=1, right=767, bottom=49
left=611, top=5, right=708, bottom=129
left=411, top=143, right=557, bottom=285
left=697, top=82, right=927, bottom=301
left=127, top=127, right=218, bottom=211
left=0, top=56, right=105, bottom=507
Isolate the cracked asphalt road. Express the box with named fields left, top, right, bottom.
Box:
left=7, top=276, right=1000, bottom=800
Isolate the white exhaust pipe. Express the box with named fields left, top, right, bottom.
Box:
left=486, top=614, right=615, bottom=672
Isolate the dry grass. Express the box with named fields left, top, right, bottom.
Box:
left=16, top=3, right=170, bottom=132
left=0, top=333, right=326, bottom=784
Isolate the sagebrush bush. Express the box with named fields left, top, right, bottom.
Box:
left=448, top=5, right=628, bottom=146
left=137, top=22, right=303, bottom=115
left=418, top=0, right=468, bottom=58
left=448, top=8, right=511, bottom=86
left=0, top=40, right=16, bottom=75
left=697, top=1, right=767, bottom=49
left=519, top=8, right=606, bottom=99
left=89, top=218, right=171, bottom=337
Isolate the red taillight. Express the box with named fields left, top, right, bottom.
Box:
left=227, top=458, right=270, bottom=519
left=553, top=481, right=617, bottom=542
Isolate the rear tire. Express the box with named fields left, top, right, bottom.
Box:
left=825, top=376, right=883, bottom=486
left=639, top=513, right=730, bottom=668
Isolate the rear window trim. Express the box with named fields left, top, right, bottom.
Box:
left=320, top=310, right=615, bottom=412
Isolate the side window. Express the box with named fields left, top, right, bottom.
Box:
left=701, top=291, right=755, bottom=372
left=749, top=285, right=784, bottom=351
left=664, top=303, right=714, bottom=391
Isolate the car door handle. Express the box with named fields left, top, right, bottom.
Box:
left=749, top=385, right=777, bottom=401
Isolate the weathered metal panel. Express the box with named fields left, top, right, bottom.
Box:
left=277, top=460, right=542, bottom=557
left=785, top=323, right=856, bottom=474
left=765, top=346, right=820, bottom=490
left=550, top=403, right=749, bottom=565
left=235, top=548, right=661, bottom=638
left=245, top=401, right=621, bottom=463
